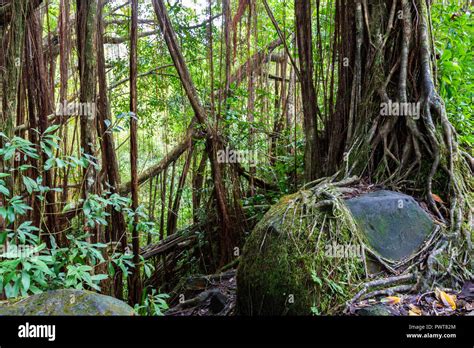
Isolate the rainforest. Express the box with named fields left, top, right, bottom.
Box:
left=0, top=0, right=472, bottom=318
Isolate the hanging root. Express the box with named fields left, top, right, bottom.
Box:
left=351, top=0, right=472, bottom=293
left=248, top=176, right=370, bottom=313
left=347, top=273, right=416, bottom=305
left=269, top=175, right=446, bottom=312
left=417, top=0, right=472, bottom=288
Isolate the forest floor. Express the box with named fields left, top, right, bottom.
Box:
left=347, top=281, right=474, bottom=316
left=164, top=270, right=473, bottom=316
left=165, top=270, right=237, bottom=316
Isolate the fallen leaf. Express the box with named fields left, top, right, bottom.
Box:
left=435, top=288, right=456, bottom=310
left=382, top=296, right=401, bottom=305
left=431, top=193, right=444, bottom=203
left=408, top=303, right=422, bottom=315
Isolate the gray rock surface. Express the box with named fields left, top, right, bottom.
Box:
left=0, top=289, right=134, bottom=316
left=346, top=190, right=434, bottom=261
left=356, top=304, right=396, bottom=316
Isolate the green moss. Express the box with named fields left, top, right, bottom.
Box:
left=0, top=289, right=134, bottom=316
left=237, top=186, right=365, bottom=315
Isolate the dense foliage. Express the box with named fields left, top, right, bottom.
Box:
left=0, top=0, right=471, bottom=315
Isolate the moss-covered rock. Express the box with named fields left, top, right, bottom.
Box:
left=0, top=289, right=134, bottom=316
left=237, top=188, right=365, bottom=315
left=237, top=187, right=434, bottom=315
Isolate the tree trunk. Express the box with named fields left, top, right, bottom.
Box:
left=192, top=151, right=207, bottom=223
left=167, top=146, right=193, bottom=236
left=152, top=0, right=242, bottom=266
left=24, top=2, right=57, bottom=241
left=128, top=0, right=142, bottom=305
left=1, top=0, right=28, bottom=204
left=57, top=0, right=71, bottom=245
left=76, top=0, right=99, bottom=242
left=331, top=0, right=471, bottom=287
left=96, top=0, right=127, bottom=299
left=295, top=0, right=322, bottom=182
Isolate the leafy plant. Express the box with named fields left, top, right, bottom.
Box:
left=432, top=3, right=473, bottom=148
left=134, top=288, right=170, bottom=316
left=0, top=127, right=147, bottom=299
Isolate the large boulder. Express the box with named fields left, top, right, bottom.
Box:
left=237, top=191, right=364, bottom=315
left=0, top=289, right=134, bottom=315
left=345, top=190, right=434, bottom=261
left=237, top=189, right=435, bottom=315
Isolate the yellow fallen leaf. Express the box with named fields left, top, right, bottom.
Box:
left=435, top=288, right=457, bottom=310
left=408, top=304, right=422, bottom=315
left=382, top=296, right=401, bottom=305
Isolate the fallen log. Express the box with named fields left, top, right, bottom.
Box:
left=214, top=37, right=283, bottom=99
left=184, top=270, right=236, bottom=291
left=141, top=233, right=196, bottom=260
left=119, top=130, right=278, bottom=194
left=118, top=125, right=195, bottom=195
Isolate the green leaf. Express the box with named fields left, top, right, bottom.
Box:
left=3, top=147, right=15, bottom=161
left=4, top=282, right=18, bottom=298
left=33, top=259, right=54, bottom=276
left=29, top=285, right=42, bottom=294
left=22, top=176, right=37, bottom=194
left=43, top=124, right=61, bottom=134
left=21, top=271, right=31, bottom=292
left=44, top=158, right=55, bottom=170
left=91, top=274, right=108, bottom=282
left=0, top=259, right=21, bottom=269
left=108, top=262, right=116, bottom=277
left=0, top=184, right=10, bottom=196
left=0, top=231, right=7, bottom=244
